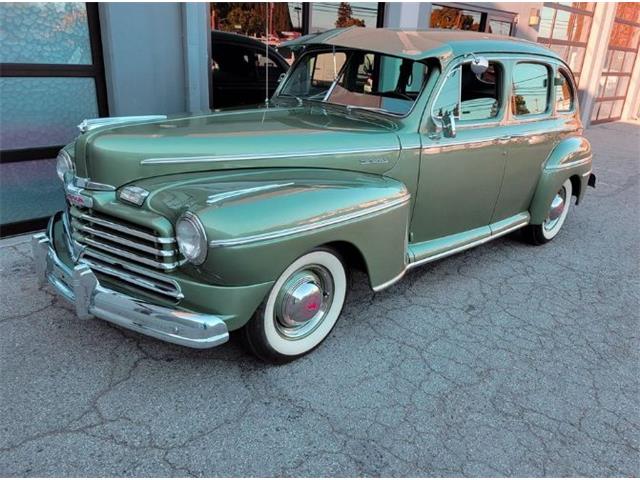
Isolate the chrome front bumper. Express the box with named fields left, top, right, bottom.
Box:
left=32, top=222, right=229, bottom=349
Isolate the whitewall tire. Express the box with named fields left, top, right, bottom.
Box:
left=241, top=248, right=348, bottom=362
left=524, top=179, right=573, bottom=245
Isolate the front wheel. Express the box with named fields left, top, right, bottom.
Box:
left=241, top=248, right=348, bottom=363
left=523, top=178, right=573, bottom=245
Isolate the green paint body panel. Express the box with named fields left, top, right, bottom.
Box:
left=52, top=33, right=594, bottom=332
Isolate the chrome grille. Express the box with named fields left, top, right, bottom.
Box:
left=66, top=206, right=183, bottom=300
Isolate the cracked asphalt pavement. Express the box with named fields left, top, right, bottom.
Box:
left=1, top=121, right=639, bottom=477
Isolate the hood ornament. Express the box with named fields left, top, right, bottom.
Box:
left=78, top=115, right=168, bottom=133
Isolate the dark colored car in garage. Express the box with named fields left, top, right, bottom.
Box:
left=210, top=31, right=289, bottom=109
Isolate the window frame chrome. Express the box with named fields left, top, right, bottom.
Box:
left=510, top=59, right=554, bottom=120
left=428, top=55, right=508, bottom=131
left=274, top=46, right=434, bottom=120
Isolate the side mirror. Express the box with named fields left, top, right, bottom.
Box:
left=470, top=55, right=489, bottom=76
left=442, top=111, right=457, bottom=138
left=277, top=73, right=286, bottom=83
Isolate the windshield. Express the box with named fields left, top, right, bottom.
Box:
left=278, top=49, right=431, bottom=116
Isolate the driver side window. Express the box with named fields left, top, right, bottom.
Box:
left=433, top=61, right=502, bottom=122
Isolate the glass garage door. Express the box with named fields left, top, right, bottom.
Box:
left=591, top=3, right=640, bottom=124
left=0, top=3, right=108, bottom=235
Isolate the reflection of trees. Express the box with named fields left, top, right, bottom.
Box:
left=335, top=2, right=365, bottom=27
left=430, top=7, right=479, bottom=31
left=212, top=2, right=294, bottom=37
left=513, top=95, right=530, bottom=115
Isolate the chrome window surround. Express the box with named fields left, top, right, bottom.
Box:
left=511, top=60, right=553, bottom=119
left=424, top=54, right=574, bottom=133
left=554, top=66, right=578, bottom=116
left=273, top=47, right=433, bottom=120
left=429, top=57, right=507, bottom=126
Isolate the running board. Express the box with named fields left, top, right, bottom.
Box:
left=408, top=212, right=530, bottom=270
left=372, top=212, right=529, bottom=292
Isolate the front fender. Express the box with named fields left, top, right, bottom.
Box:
left=146, top=168, right=410, bottom=289
left=529, top=136, right=593, bottom=224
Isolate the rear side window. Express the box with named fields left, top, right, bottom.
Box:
left=211, top=45, right=256, bottom=81
left=555, top=70, right=575, bottom=112
left=432, top=61, right=502, bottom=122
left=512, top=63, right=550, bottom=116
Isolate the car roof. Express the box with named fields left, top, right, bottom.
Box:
left=281, top=27, right=561, bottom=62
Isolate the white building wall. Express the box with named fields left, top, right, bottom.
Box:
left=383, top=2, right=431, bottom=29
left=99, top=2, right=209, bottom=116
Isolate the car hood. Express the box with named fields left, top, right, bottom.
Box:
left=74, top=105, right=402, bottom=189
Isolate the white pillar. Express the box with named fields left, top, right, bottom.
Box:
left=181, top=3, right=210, bottom=113
left=383, top=2, right=430, bottom=29
left=621, top=48, right=640, bottom=120
left=577, top=2, right=616, bottom=127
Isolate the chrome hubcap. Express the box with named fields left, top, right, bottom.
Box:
left=544, top=186, right=566, bottom=231
left=274, top=266, right=334, bottom=339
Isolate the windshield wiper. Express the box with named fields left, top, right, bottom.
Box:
left=275, top=94, right=304, bottom=106
left=345, top=104, right=402, bottom=117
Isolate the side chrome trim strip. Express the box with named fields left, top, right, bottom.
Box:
left=141, top=146, right=399, bottom=165
left=209, top=194, right=411, bottom=247
left=545, top=155, right=592, bottom=172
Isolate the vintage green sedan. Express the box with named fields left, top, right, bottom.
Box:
left=33, top=29, right=595, bottom=362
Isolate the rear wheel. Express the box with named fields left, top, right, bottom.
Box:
left=241, top=248, right=348, bottom=363
left=523, top=179, right=573, bottom=245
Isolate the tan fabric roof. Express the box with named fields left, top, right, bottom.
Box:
left=281, top=28, right=556, bottom=62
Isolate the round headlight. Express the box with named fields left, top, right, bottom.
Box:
left=56, top=149, right=74, bottom=181
left=176, top=212, right=208, bottom=265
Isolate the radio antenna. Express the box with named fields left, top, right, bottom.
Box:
left=265, top=2, right=269, bottom=107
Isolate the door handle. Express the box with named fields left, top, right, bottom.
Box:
left=497, top=135, right=511, bottom=142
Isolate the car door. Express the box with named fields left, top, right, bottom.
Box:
left=411, top=57, right=508, bottom=243
left=490, top=59, right=569, bottom=222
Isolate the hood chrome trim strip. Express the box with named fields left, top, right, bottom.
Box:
left=206, top=182, right=296, bottom=205
left=78, top=115, right=167, bottom=133
left=209, top=193, right=410, bottom=247
left=141, top=146, right=399, bottom=165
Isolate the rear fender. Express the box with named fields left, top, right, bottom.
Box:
left=529, top=136, right=593, bottom=224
